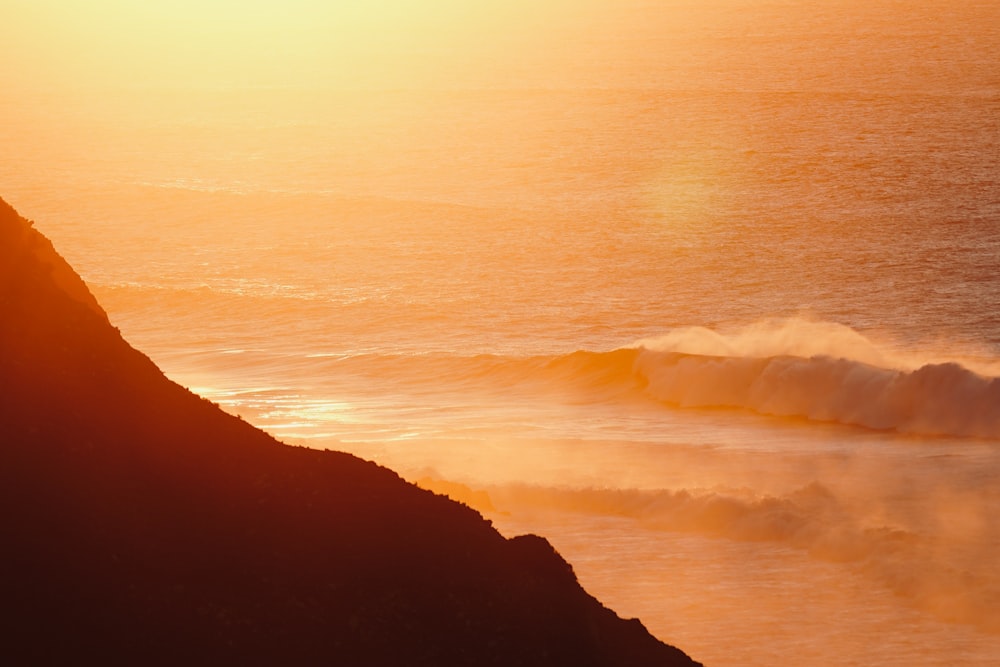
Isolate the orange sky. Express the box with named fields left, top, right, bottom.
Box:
left=4, top=1, right=997, bottom=96
left=0, top=0, right=617, bottom=91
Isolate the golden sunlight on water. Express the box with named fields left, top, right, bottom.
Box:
left=3, top=0, right=1000, bottom=665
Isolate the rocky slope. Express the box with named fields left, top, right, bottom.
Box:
left=0, top=197, right=700, bottom=666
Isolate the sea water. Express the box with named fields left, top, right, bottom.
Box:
left=3, top=2, right=1000, bottom=664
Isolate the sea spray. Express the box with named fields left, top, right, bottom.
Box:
left=420, top=478, right=1000, bottom=635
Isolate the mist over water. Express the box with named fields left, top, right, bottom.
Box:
left=4, top=1, right=1000, bottom=664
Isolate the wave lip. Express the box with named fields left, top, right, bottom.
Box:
left=636, top=350, right=1000, bottom=439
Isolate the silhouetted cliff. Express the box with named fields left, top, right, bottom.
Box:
left=0, top=197, right=700, bottom=666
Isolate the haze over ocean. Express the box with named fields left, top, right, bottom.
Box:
left=3, top=1, right=999, bottom=664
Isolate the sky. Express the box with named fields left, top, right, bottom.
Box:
left=1, top=0, right=620, bottom=91
left=5, top=0, right=999, bottom=98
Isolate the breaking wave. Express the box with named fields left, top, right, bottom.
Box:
left=316, top=341, right=1000, bottom=440
left=633, top=349, right=1000, bottom=439
left=546, top=320, right=999, bottom=439
left=483, top=320, right=1000, bottom=439
left=158, top=315, right=1000, bottom=441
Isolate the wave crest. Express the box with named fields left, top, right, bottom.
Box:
left=635, top=351, right=1000, bottom=439
left=637, top=319, right=898, bottom=368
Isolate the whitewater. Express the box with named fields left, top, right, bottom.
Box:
left=3, top=1, right=1000, bottom=664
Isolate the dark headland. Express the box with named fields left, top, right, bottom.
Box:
left=0, top=197, right=700, bottom=666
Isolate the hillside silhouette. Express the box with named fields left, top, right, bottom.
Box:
left=0, top=197, right=699, bottom=666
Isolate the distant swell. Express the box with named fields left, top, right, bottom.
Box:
left=633, top=350, right=1000, bottom=439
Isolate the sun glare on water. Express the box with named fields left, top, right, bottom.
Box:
left=4, top=1, right=1000, bottom=665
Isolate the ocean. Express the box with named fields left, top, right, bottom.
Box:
left=3, top=1, right=1000, bottom=664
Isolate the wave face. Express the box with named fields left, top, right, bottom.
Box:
left=510, top=320, right=1000, bottom=440
left=635, top=351, right=1000, bottom=439
left=629, top=320, right=1000, bottom=438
